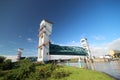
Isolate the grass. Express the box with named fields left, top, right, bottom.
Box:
left=0, top=62, right=116, bottom=80
left=48, top=66, right=115, bottom=80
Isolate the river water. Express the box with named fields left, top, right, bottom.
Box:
left=65, top=61, right=120, bottom=80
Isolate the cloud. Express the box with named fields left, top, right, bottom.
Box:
left=92, top=35, right=105, bottom=40
left=90, top=46, right=108, bottom=57
left=27, top=38, right=33, bottom=42
left=57, top=41, right=80, bottom=46
left=27, top=38, right=37, bottom=43
left=68, top=41, right=80, bottom=46
left=107, top=38, right=120, bottom=50
left=90, top=38, right=120, bottom=57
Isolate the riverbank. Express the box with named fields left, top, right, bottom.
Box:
left=0, top=58, right=117, bottom=80
left=62, top=61, right=120, bottom=80
left=103, top=72, right=120, bottom=80
left=48, top=66, right=116, bottom=80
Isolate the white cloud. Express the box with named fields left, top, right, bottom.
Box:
left=90, top=46, right=108, bottom=57
left=107, top=38, right=120, bottom=50
left=58, top=41, right=80, bottom=46
left=92, top=35, right=105, bottom=40
left=27, top=38, right=33, bottom=42
left=90, top=38, right=120, bottom=57
left=68, top=41, right=80, bottom=46
left=27, top=38, right=37, bottom=44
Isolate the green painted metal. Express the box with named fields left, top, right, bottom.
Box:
left=49, top=44, right=88, bottom=56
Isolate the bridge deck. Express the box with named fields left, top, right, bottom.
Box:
left=49, top=44, right=88, bottom=56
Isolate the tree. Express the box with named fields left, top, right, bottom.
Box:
left=4, top=59, right=35, bottom=80
left=0, top=56, right=5, bottom=63
left=3, top=59, right=13, bottom=70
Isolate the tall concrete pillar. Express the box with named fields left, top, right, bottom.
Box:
left=80, top=38, right=95, bottom=70
left=80, top=38, right=92, bottom=58
left=37, top=19, right=52, bottom=62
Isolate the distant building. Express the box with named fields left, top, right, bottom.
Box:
left=109, top=50, right=120, bottom=58
left=99, top=55, right=111, bottom=59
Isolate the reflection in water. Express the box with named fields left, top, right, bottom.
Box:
left=67, top=61, right=120, bottom=79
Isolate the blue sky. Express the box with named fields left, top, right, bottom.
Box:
left=0, top=0, right=120, bottom=57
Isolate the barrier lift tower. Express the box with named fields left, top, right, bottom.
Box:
left=80, top=38, right=92, bottom=59
left=37, top=20, right=52, bottom=62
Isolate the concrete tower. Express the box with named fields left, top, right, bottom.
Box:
left=80, top=38, right=91, bottom=58
left=37, top=20, right=52, bottom=62
left=16, top=48, right=23, bottom=61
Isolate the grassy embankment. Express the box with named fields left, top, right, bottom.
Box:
left=0, top=65, right=115, bottom=80
left=48, top=66, right=115, bottom=80
left=0, top=58, right=116, bottom=80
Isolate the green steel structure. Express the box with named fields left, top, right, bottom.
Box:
left=49, top=44, right=88, bottom=56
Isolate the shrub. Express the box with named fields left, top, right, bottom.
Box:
left=0, top=56, right=13, bottom=70
left=2, top=59, right=13, bottom=70
left=38, top=64, right=53, bottom=78
left=4, top=71, right=16, bottom=80
left=0, top=70, right=3, bottom=76
left=22, top=63, right=59, bottom=80
left=4, top=59, right=35, bottom=80
left=2, top=60, right=70, bottom=80
left=26, top=72, right=40, bottom=80
left=52, top=68, right=71, bottom=79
